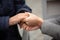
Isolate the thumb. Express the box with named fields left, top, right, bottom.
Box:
left=22, top=13, right=30, bottom=22
left=24, top=13, right=30, bottom=17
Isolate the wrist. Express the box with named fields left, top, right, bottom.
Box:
left=39, top=18, right=44, bottom=29
left=9, top=17, right=15, bottom=26
left=9, top=15, right=18, bottom=26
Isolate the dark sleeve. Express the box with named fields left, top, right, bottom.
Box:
left=15, top=0, right=32, bottom=13
left=41, top=17, right=60, bottom=39
left=0, top=16, right=9, bottom=30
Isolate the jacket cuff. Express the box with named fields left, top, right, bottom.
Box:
left=41, top=21, right=49, bottom=34
left=17, top=8, right=32, bottom=13
left=0, top=16, right=9, bottom=30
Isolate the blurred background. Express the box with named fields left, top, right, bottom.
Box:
left=18, top=0, right=60, bottom=40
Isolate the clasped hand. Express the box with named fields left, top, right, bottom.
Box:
left=19, top=12, right=43, bottom=31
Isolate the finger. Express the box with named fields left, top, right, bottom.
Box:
left=20, top=23, right=24, bottom=28
left=19, top=22, right=24, bottom=28
left=25, top=26, right=30, bottom=31
left=22, top=13, right=31, bottom=22
left=24, top=13, right=30, bottom=17
left=22, top=17, right=29, bottom=23
left=22, top=23, right=28, bottom=30
left=28, top=26, right=39, bottom=31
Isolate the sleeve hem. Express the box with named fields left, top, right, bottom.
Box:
left=41, top=21, right=48, bottom=34
left=16, top=8, right=32, bottom=13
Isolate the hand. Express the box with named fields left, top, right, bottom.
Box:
left=20, top=22, right=41, bottom=31
left=9, top=13, right=29, bottom=26
left=19, top=13, right=44, bottom=31
left=23, top=13, right=43, bottom=27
